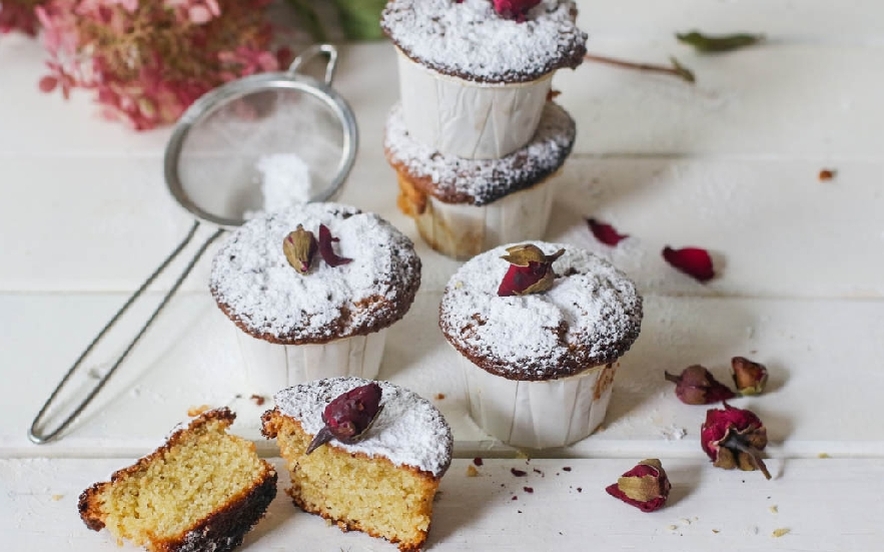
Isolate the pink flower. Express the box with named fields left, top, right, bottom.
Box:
left=0, top=0, right=44, bottom=36
left=36, top=0, right=281, bottom=130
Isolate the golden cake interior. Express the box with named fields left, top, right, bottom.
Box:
left=79, top=409, right=276, bottom=551
left=263, top=410, right=439, bottom=552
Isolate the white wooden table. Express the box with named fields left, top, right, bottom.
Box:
left=2, top=1, right=883, bottom=550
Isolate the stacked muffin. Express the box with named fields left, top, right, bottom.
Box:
left=381, top=0, right=586, bottom=259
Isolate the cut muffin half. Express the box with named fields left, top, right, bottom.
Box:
left=79, top=408, right=277, bottom=552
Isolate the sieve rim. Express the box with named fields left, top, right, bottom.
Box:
left=163, top=68, right=358, bottom=229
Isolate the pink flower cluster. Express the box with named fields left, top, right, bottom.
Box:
left=0, top=0, right=45, bottom=35
left=34, top=0, right=286, bottom=130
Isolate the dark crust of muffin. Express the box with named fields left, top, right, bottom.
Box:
left=213, top=253, right=421, bottom=345
left=78, top=408, right=278, bottom=552
left=261, top=409, right=446, bottom=552
left=438, top=245, right=644, bottom=381
left=209, top=205, right=423, bottom=345
left=381, top=1, right=586, bottom=84
left=384, top=103, right=576, bottom=206
left=439, top=311, right=642, bottom=381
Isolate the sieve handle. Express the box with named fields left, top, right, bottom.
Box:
left=288, top=44, right=339, bottom=86
left=27, top=221, right=225, bottom=444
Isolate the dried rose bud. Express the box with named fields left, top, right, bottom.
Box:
left=306, top=382, right=383, bottom=454
left=605, top=459, right=671, bottom=512
left=662, top=246, right=715, bottom=282
left=701, top=403, right=771, bottom=480
left=492, top=0, right=541, bottom=21
left=497, top=244, right=565, bottom=296
left=283, top=225, right=317, bottom=274
left=664, top=365, right=735, bottom=405
left=318, top=223, right=353, bottom=267
left=731, top=356, right=768, bottom=395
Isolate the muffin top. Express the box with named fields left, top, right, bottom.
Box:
left=271, top=377, right=453, bottom=477
left=384, top=102, right=575, bottom=206
left=440, top=242, right=643, bottom=381
left=210, top=203, right=421, bottom=345
left=381, top=0, right=587, bottom=84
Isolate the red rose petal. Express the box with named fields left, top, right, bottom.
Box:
left=662, top=246, right=714, bottom=282
left=497, top=261, right=547, bottom=296
left=586, top=218, right=628, bottom=246
left=318, top=224, right=353, bottom=267
left=492, top=0, right=541, bottom=21
left=605, top=483, right=668, bottom=513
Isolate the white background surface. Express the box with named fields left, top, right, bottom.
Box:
left=2, top=1, right=884, bottom=550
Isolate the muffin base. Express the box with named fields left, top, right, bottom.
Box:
left=464, top=360, right=617, bottom=449
left=397, top=171, right=558, bottom=260
left=237, top=329, right=387, bottom=395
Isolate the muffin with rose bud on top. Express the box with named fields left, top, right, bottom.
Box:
left=210, top=203, right=421, bottom=395
left=439, top=241, right=643, bottom=449
left=261, top=377, right=453, bottom=551
left=381, top=0, right=586, bottom=160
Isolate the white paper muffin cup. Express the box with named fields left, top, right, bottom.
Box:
left=397, top=49, right=553, bottom=159
left=236, top=329, right=387, bottom=397
left=463, top=359, right=617, bottom=449
left=408, top=174, right=558, bottom=260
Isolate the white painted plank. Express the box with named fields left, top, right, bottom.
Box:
left=550, top=158, right=884, bottom=299
left=1, top=457, right=880, bottom=551
left=2, top=155, right=881, bottom=298
left=557, top=40, right=884, bottom=158
left=576, top=0, right=884, bottom=40
left=4, top=292, right=883, bottom=458
left=3, top=37, right=884, bottom=160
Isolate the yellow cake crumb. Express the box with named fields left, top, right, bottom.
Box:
left=772, top=528, right=790, bottom=538
left=769, top=505, right=778, bottom=514
left=466, top=464, right=479, bottom=477
left=187, top=404, right=211, bottom=417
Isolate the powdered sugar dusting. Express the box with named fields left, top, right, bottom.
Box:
left=440, top=242, right=643, bottom=380
left=274, top=377, right=453, bottom=476
left=256, top=153, right=312, bottom=211
left=382, top=0, right=587, bottom=83
left=385, top=102, right=575, bottom=205
left=210, top=203, right=420, bottom=343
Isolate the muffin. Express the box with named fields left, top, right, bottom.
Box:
left=210, top=203, right=421, bottom=395
left=439, top=242, right=643, bottom=449
left=385, top=101, right=575, bottom=260
left=79, top=408, right=277, bottom=552
left=381, top=0, right=586, bottom=159
left=262, top=377, right=453, bottom=551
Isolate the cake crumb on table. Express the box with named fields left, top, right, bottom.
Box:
left=769, top=505, right=778, bottom=514
left=187, top=405, right=211, bottom=417
left=772, top=528, right=791, bottom=538
left=466, top=464, right=479, bottom=477
left=818, top=168, right=836, bottom=181
left=435, top=393, right=446, bottom=400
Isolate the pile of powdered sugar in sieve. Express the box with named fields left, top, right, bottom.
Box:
left=192, top=89, right=345, bottom=218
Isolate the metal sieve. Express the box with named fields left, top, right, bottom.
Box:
left=28, top=44, right=358, bottom=444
